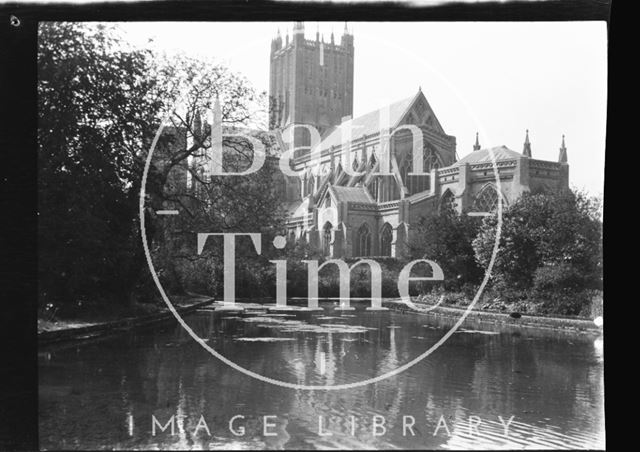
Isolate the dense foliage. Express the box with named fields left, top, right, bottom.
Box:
left=472, top=190, right=602, bottom=315
left=409, top=202, right=484, bottom=291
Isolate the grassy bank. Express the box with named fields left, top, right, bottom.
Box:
left=37, top=293, right=211, bottom=334
left=416, top=287, right=603, bottom=320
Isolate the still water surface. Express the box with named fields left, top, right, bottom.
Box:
left=39, top=302, right=605, bottom=450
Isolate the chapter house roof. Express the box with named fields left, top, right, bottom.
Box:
left=455, top=145, right=523, bottom=165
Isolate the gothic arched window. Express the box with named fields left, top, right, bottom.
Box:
left=401, top=148, right=440, bottom=195
left=400, top=157, right=411, bottom=187
left=473, top=185, right=501, bottom=212
left=355, top=223, right=371, bottom=257
left=302, top=173, right=308, bottom=197
left=424, top=151, right=440, bottom=171
left=306, top=174, right=314, bottom=196
left=322, top=222, right=332, bottom=256
left=439, top=190, right=457, bottom=216
left=380, top=223, right=393, bottom=257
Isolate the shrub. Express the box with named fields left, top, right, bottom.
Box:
left=536, top=290, right=591, bottom=316
left=409, top=210, right=483, bottom=290
left=529, top=263, right=594, bottom=316
left=532, top=263, right=588, bottom=293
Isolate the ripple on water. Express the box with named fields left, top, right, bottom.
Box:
left=38, top=306, right=605, bottom=451
left=442, top=417, right=604, bottom=450
left=455, top=329, right=500, bottom=335
left=238, top=315, right=378, bottom=334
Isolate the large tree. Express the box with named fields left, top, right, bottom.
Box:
left=141, top=52, right=285, bottom=297
left=38, top=22, right=161, bottom=309
left=38, top=23, right=285, bottom=311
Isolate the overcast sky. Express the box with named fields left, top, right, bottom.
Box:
left=117, top=21, right=606, bottom=196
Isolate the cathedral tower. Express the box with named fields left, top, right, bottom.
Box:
left=269, top=22, right=354, bottom=151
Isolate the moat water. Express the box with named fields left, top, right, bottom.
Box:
left=39, top=301, right=605, bottom=450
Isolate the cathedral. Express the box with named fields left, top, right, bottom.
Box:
left=160, top=22, right=570, bottom=261
left=268, top=22, right=570, bottom=259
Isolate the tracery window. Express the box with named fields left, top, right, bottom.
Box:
left=473, top=185, right=501, bottom=212
left=401, top=148, right=440, bottom=195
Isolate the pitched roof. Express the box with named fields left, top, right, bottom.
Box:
left=328, top=185, right=374, bottom=204
left=314, top=92, right=420, bottom=151
left=455, top=145, right=523, bottom=165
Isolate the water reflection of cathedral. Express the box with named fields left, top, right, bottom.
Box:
left=269, top=22, right=570, bottom=259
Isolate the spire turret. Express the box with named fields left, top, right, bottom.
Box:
left=473, top=132, right=481, bottom=151
left=293, top=22, right=304, bottom=42
left=292, top=22, right=305, bottom=45
left=523, top=129, right=532, bottom=158
left=558, top=134, right=568, bottom=163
